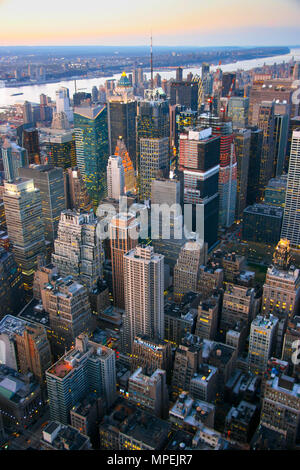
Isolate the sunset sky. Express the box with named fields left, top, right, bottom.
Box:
left=0, top=0, right=299, bottom=46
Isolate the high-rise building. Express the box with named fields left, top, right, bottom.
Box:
left=43, top=129, right=76, bottom=169
left=139, top=137, right=169, bottom=200
left=122, top=246, right=164, bottom=353
left=220, top=284, right=255, bottom=334
left=52, top=210, right=103, bottom=291
left=74, top=105, right=109, bottom=206
left=173, top=241, right=207, bottom=302
left=246, top=127, right=263, bottom=205
left=264, top=175, right=287, bottom=207
left=234, top=128, right=251, bottom=219
left=248, top=315, right=278, bottom=374
left=23, top=101, right=33, bottom=125
left=131, top=335, right=172, bottom=377
left=107, top=156, right=125, bottom=200
left=0, top=248, right=24, bottom=320
left=64, top=167, right=92, bottom=212
left=249, top=79, right=292, bottom=126
left=256, top=101, right=275, bottom=200
left=281, top=129, right=300, bottom=248
left=221, top=72, right=236, bottom=97
left=19, top=165, right=65, bottom=244
left=109, top=213, right=139, bottom=310
left=55, top=87, right=73, bottom=122
left=198, top=114, right=237, bottom=228
left=262, top=240, right=300, bottom=317
left=107, top=90, right=136, bottom=166
left=273, top=110, right=289, bottom=177
left=170, top=81, right=198, bottom=111
left=128, top=367, right=169, bottom=419
left=195, top=294, right=220, bottom=341
left=242, top=203, right=283, bottom=245
left=1, top=139, right=28, bottom=182
left=22, top=128, right=40, bottom=164
left=228, top=97, right=249, bottom=129
left=46, top=334, right=116, bottom=424
left=179, top=128, right=220, bottom=247
left=41, top=276, right=92, bottom=355
left=114, top=138, right=136, bottom=194
left=3, top=178, right=45, bottom=296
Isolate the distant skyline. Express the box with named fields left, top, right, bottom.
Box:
left=0, top=0, right=299, bottom=47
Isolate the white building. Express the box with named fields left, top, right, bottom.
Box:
left=107, top=155, right=125, bottom=200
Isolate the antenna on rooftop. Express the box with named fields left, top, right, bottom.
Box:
left=150, top=31, right=153, bottom=91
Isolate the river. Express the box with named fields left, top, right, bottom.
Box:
left=0, top=48, right=300, bottom=107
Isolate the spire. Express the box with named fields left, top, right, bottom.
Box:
left=150, top=31, right=153, bottom=90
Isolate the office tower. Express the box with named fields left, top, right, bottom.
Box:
left=248, top=315, right=278, bottom=374
left=0, top=249, right=24, bottom=320
left=40, top=94, right=52, bottom=122
left=55, top=87, right=73, bottom=122
left=173, top=241, right=207, bottom=302
left=249, top=79, right=292, bottom=126
left=197, top=264, right=224, bottom=298
left=228, top=97, right=249, bottom=128
left=225, top=401, right=257, bottom=444
left=179, top=128, right=220, bottom=246
left=43, top=129, right=76, bottom=169
left=41, top=276, right=92, bottom=355
left=261, top=373, right=300, bottom=448
left=92, top=86, right=99, bottom=103
left=22, top=128, right=40, bottom=164
left=107, top=156, right=125, bottom=200
left=198, top=114, right=237, bottom=228
left=131, top=335, right=172, bottom=376
left=221, top=72, right=236, bottom=97
left=139, top=137, right=169, bottom=200
left=114, top=138, right=136, bottom=193
left=176, top=67, right=183, bottom=81
left=256, top=101, right=275, bottom=199
left=3, top=179, right=45, bottom=296
left=19, top=165, right=65, bottom=244
left=242, top=203, right=283, bottom=245
left=234, top=128, right=251, bottom=219
left=122, top=246, right=164, bottom=353
left=73, top=91, right=92, bottom=107
left=128, top=368, right=169, bottom=419
left=246, top=127, right=263, bottom=205
left=273, top=111, right=289, bottom=177
left=195, top=294, right=220, bottom=340
left=52, top=210, right=103, bottom=291
left=189, top=364, right=218, bottom=403
left=74, top=105, right=109, bottom=206
left=171, top=337, right=202, bottom=398
left=170, top=81, right=198, bottom=111
left=51, top=111, right=70, bottom=130
left=0, top=364, right=42, bottom=430
left=151, top=178, right=186, bottom=271
left=262, top=240, right=300, bottom=317
left=136, top=98, right=169, bottom=174
left=281, top=129, right=300, bottom=248
left=23, top=101, right=33, bottom=125
left=220, top=284, right=255, bottom=334
left=41, top=422, right=92, bottom=450
left=109, top=213, right=139, bottom=310
left=107, top=93, right=136, bottom=166
left=64, top=167, right=92, bottom=212
left=164, top=300, right=196, bottom=346
left=46, top=334, right=116, bottom=424
left=1, top=139, right=28, bottom=182
left=264, top=175, right=287, bottom=207
left=0, top=315, right=51, bottom=386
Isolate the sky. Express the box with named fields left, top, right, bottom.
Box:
left=0, top=0, right=299, bottom=47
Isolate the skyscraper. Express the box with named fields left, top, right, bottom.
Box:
left=246, top=127, right=263, bottom=205
left=1, top=139, right=28, bottom=182
left=248, top=315, right=278, bottom=374
left=123, top=245, right=164, bottom=353
left=64, top=167, right=92, bottom=212
left=107, top=156, right=125, bottom=200
left=46, top=334, right=116, bottom=424
left=109, top=213, right=139, bottom=310
left=19, top=165, right=65, bottom=244
left=22, top=128, right=40, bottom=165
left=114, top=138, right=136, bottom=193
left=256, top=101, right=275, bottom=200
left=43, top=129, right=76, bottom=169
left=139, top=137, right=169, bottom=200
left=55, top=87, right=73, bottom=122
left=52, top=210, right=103, bottom=291
left=179, top=127, right=220, bottom=247
left=281, top=129, right=300, bottom=248
left=227, top=97, right=249, bottom=129
left=234, top=128, right=251, bottom=219
left=74, top=105, right=109, bottom=206
left=0, top=249, right=24, bottom=321
left=3, top=178, right=45, bottom=296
